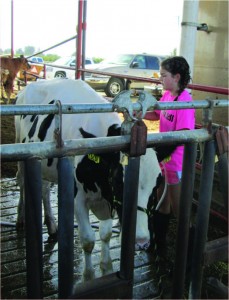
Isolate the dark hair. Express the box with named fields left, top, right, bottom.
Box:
left=161, top=56, right=191, bottom=95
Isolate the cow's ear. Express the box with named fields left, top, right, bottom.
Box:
left=79, top=127, right=96, bottom=138
left=107, top=124, right=121, bottom=137
left=154, top=144, right=177, bottom=162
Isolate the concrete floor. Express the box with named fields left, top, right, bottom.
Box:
left=1, top=177, right=160, bottom=299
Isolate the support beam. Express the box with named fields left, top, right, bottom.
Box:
left=24, top=158, right=43, bottom=299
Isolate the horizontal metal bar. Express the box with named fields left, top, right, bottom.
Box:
left=81, top=68, right=229, bottom=95
left=26, top=35, right=77, bottom=58
left=0, top=99, right=228, bottom=116
left=70, top=272, right=132, bottom=299
left=1, top=129, right=212, bottom=162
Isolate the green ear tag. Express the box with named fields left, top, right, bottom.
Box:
left=88, top=154, right=101, bottom=164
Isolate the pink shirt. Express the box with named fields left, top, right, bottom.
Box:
left=156, top=90, right=195, bottom=171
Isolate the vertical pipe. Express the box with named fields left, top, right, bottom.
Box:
left=43, top=64, right=46, bottom=79
left=58, top=157, right=74, bottom=299
left=179, top=0, right=199, bottom=75
left=217, top=153, right=228, bottom=216
left=76, top=0, right=83, bottom=79
left=171, top=143, right=197, bottom=299
left=81, top=0, right=87, bottom=81
left=189, top=140, right=216, bottom=299
left=11, top=0, right=14, bottom=57
left=119, top=157, right=140, bottom=296
left=24, top=158, right=43, bottom=299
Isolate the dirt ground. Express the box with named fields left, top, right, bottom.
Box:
left=0, top=115, right=17, bottom=178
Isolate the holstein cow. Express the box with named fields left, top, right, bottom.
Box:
left=15, top=78, right=165, bottom=281
left=0, top=55, right=30, bottom=103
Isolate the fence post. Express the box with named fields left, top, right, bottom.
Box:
left=172, top=142, right=197, bottom=299
left=58, top=157, right=74, bottom=299
left=189, top=139, right=216, bottom=299
left=119, top=156, right=140, bottom=297
left=24, top=158, right=43, bottom=299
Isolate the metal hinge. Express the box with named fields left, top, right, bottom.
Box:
left=181, top=22, right=212, bottom=33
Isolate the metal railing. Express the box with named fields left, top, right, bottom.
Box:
left=1, top=97, right=228, bottom=299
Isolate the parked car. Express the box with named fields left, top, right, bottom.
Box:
left=29, top=56, right=44, bottom=64
left=85, top=53, right=166, bottom=97
left=45, top=56, right=95, bottom=79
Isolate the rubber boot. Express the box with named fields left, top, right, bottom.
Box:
left=148, top=210, right=170, bottom=258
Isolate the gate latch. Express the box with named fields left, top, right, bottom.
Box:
left=215, top=126, right=228, bottom=157
left=112, top=90, right=157, bottom=157
left=54, top=100, right=64, bottom=148
left=130, top=120, right=147, bottom=157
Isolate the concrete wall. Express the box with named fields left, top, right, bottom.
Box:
left=193, top=0, right=228, bottom=125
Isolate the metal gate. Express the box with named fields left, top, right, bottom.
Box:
left=1, top=94, right=228, bottom=299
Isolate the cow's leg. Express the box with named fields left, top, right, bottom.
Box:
left=99, top=219, right=113, bottom=275
left=3, top=84, right=11, bottom=104
left=4, top=81, right=12, bottom=104
left=42, top=180, right=58, bottom=241
left=1, top=84, right=7, bottom=103
left=75, top=192, right=95, bottom=281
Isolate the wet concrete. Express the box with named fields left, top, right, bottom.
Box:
left=1, top=177, right=159, bottom=299
left=1, top=174, right=227, bottom=299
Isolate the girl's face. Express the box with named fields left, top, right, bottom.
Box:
left=159, top=67, right=180, bottom=95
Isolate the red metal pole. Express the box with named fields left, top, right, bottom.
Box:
left=81, top=0, right=87, bottom=80
left=79, top=68, right=229, bottom=95
left=188, top=83, right=229, bottom=95
left=11, top=0, right=14, bottom=57
left=76, top=0, right=83, bottom=79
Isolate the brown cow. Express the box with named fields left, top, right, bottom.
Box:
left=0, top=55, right=30, bottom=104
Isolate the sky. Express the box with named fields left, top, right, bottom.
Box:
left=0, top=0, right=184, bottom=59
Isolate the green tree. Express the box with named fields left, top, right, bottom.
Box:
left=24, top=46, right=35, bottom=56
left=3, top=48, right=11, bottom=55
left=42, top=54, right=60, bottom=62
left=170, top=48, right=177, bottom=56
left=93, top=57, right=104, bottom=63
left=16, top=48, right=24, bottom=55
left=71, top=52, right=104, bottom=64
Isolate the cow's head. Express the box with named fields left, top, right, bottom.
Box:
left=19, top=55, right=31, bottom=70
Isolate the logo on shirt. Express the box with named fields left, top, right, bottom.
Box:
left=162, top=111, right=174, bottom=122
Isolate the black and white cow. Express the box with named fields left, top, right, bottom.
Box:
left=15, top=78, right=162, bottom=281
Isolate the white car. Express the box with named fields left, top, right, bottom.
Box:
left=45, top=56, right=95, bottom=79
left=29, top=56, right=44, bottom=64
left=85, top=53, right=166, bottom=97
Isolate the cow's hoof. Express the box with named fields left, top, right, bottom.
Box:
left=83, top=269, right=95, bottom=282
left=100, top=260, right=113, bottom=276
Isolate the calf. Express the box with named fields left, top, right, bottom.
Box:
left=0, top=55, right=30, bottom=103
left=15, top=79, right=162, bottom=281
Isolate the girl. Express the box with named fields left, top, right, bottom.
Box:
left=145, top=56, right=195, bottom=257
